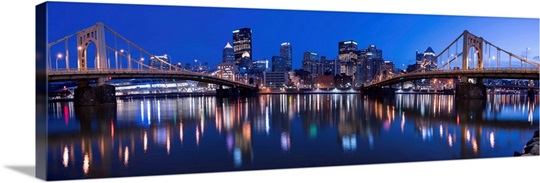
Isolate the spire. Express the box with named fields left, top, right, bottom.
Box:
left=425, top=47, right=434, bottom=54
left=224, top=42, right=232, bottom=49
left=424, top=47, right=435, bottom=57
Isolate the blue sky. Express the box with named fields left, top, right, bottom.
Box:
left=47, top=2, right=539, bottom=70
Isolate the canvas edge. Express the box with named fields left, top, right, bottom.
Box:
left=31, top=1, right=540, bottom=181
left=36, top=1, right=48, bottom=181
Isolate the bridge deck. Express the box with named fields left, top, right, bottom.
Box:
left=366, top=69, right=539, bottom=89
left=48, top=69, right=256, bottom=89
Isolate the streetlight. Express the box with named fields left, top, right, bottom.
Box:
left=175, top=62, right=181, bottom=71
left=55, top=53, right=63, bottom=70
left=526, top=47, right=530, bottom=68
left=492, top=56, right=497, bottom=69
left=442, top=61, right=445, bottom=70
left=120, top=49, right=132, bottom=70
left=120, top=49, right=125, bottom=69
left=450, top=53, right=456, bottom=69
left=489, top=56, right=496, bottom=69
left=139, top=58, right=144, bottom=70
left=194, top=59, right=198, bottom=72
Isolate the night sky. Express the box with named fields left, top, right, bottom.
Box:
left=46, top=2, right=539, bottom=70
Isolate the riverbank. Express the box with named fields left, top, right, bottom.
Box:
left=116, top=92, right=215, bottom=100
left=514, top=130, right=539, bottom=156
left=48, top=92, right=217, bottom=102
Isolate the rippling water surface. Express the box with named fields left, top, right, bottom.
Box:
left=46, top=94, right=539, bottom=180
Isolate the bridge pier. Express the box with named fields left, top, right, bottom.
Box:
left=73, top=78, right=116, bottom=106
left=455, top=82, right=486, bottom=100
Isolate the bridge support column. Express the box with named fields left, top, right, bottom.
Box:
left=74, top=79, right=116, bottom=106
left=455, top=82, right=486, bottom=100
left=460, top=76, right=468, bottom=83
left=97, top=76, right=110, bottom=86
left=476, top=78, right=483, bottom=85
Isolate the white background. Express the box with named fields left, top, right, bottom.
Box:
left=0, top=0, right=538, bottom=182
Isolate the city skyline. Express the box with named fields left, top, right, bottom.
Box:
left=47, top=2, right=539, bottom=71
left=8, top=0, right=540, bottom=183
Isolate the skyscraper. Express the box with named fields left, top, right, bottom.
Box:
left=302, top=51, right=319, bottom=76
left=218, top=62, right=235, bottom=81
left=416, top=47, right=437, bottom=71
left=252, top=59, right=270, bottom=72
left=149, top=54, right=171, bottom=70
left=411, top=47, right=437, bottom=87
left=380, top=61, right=395, bottom=79
left=338, top=40, right=359, bottom=76
left=222, top=42, right=235, bottom=63
left=423, top=47, right=436, bottom=71
left=359, top=45, right=384, bottom=85
left=250, top=59, right=270, bottom=81
left=272, top=56, right=286, bottom=72
left=280, top=42, right=292, bottom=71
left=321, top=56, right=336, bottom=76
left=339, top=40, right=358, bottom=54
left=232, top=28, right=252, bottom=66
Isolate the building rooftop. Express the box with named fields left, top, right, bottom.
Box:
left=425, top=47, right=434, bottom=53
left=224, top=42, right=232, bottom=49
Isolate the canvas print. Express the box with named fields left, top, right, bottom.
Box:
left=36, top=1, right=539, bottom=181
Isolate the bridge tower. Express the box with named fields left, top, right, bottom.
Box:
left=74, top=22, right=115, bottom=105
left=461, top=30, right=484, bottom=82
left=76, top=22, right=108, bottom=71
left=457, top=30, right=486, bottom=99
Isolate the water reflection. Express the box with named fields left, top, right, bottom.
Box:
left=83, top=153, right=90, bottom=176
left=62, top=146, right=69, bottom=168
left=143, top=130, right=148, bottom=153
left=47, top=94, right=539, bottom=180
left=124, top=146, right=129, bottom=167
left=280, top=132, right=290, bottom=151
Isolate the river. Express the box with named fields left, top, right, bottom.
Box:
left=46, top=94, right=539, bottom=180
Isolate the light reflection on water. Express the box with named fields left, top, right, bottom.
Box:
left=47, top=94, right=539, bottom=180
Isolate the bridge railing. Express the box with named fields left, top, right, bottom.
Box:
left=48, top=68, right=256, bottom=87
left=48, top=68, right=204, bottom=75
left=437, top=67, right=539, bottom=71
left=47, top=68, right=211, bottom=79
left=368, top=68, right=539, bottom=86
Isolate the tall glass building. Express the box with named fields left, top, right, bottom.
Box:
left=302, top=51, right=320, bottom=76
left=222, top=42, right=235, bottom=63
left=338, top=40, right=359, bottom=76
left=272, top=56, right=287, bottom=72
left=360, top=45, right=384, bottom=84
left=232, top=28, right=252, bottom=67
left=280, top=42, right=292, bottom=71
left=149, top=54, right=171, bottom=70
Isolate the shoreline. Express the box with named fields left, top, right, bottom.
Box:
left=514, top=130, right=539, bottom=156
left=48, top=90, right=538, bottom=102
